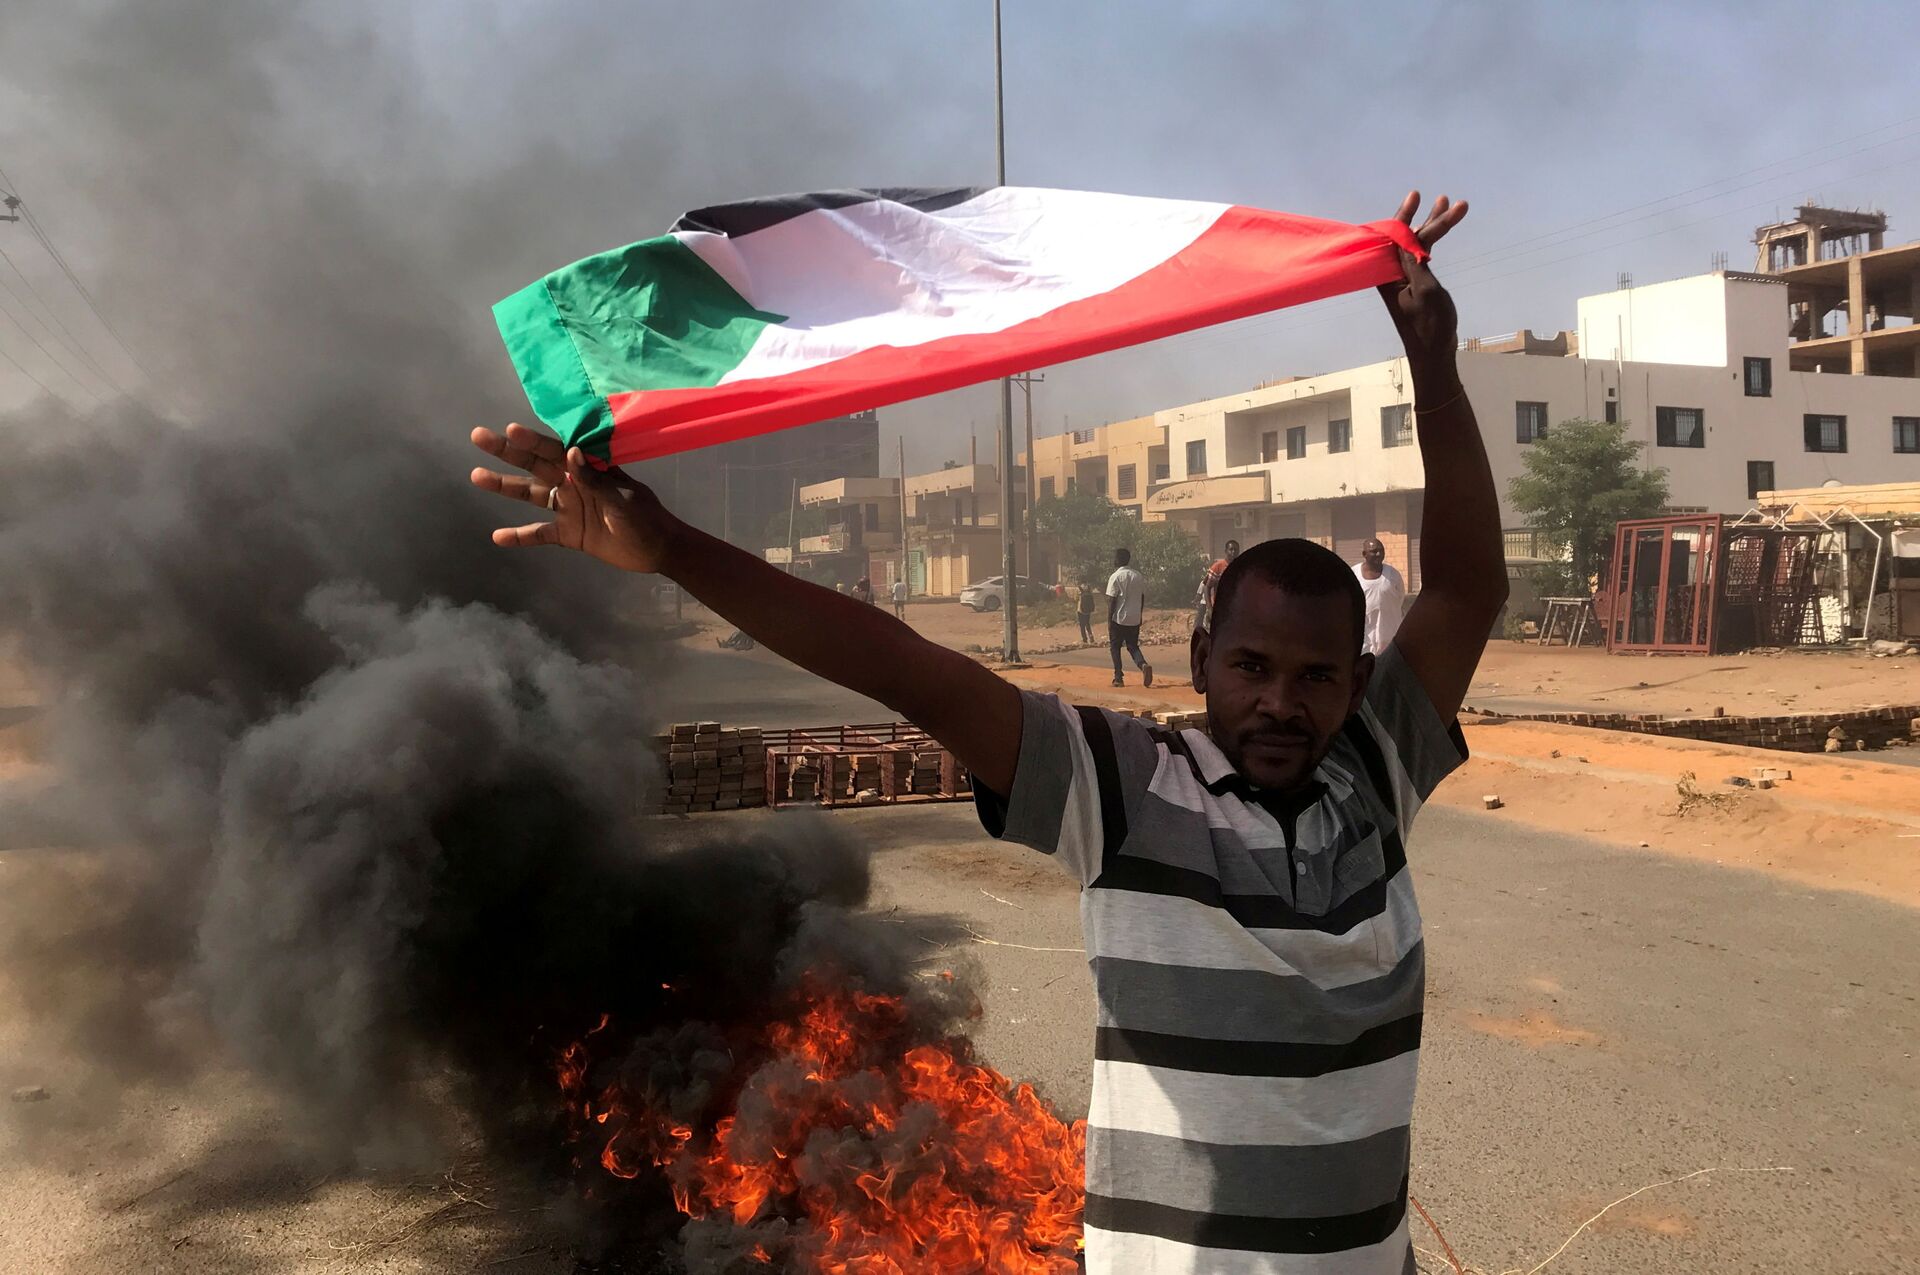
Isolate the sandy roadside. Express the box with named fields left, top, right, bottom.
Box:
left=995, top=659, right=1920, bottom=910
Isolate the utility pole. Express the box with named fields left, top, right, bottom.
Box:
left=898, top=435, right=911, bottom=597
left=786, top=477, right=799, bottom=574
left=1011, top=372, right=1044, bottom=586
left=672, top=455, right=684, bottom=619
left=993, top=0, right=1021, bottom=663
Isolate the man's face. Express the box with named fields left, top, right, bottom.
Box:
left=1191, top=580, right=1372, bottom=791
left=1225, top=540, right=1240, bottom=560
left=1361, top=540, right=1385, bottom=570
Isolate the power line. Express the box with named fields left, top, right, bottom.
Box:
left=1160, top=136, right=1920, bottom=368
left=0, top=242, right=121, bottom=395
left=1436, top=112, right=1920, bottom=273
left=1160, top=117, right=1920, bottom=361
left=0, top=289, right=102, bottom=402
left=0, top=241, right=127, bottom=393
left=0, top=162, right=159, bottom=389
left=0, top=328, right=63, bottom=400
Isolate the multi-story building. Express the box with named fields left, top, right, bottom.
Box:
left=1022, top=415, right=1171, bottom=520
left=902, top=462, right=1029, bottom=596
left=1137, top=213, right=1919, bottom=589
left=764, top=476, right=903, bottom=588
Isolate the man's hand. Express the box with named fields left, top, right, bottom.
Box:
left=469, top=424, right=676, bottom=574
left=1378, top=192, right=1468, bottom=373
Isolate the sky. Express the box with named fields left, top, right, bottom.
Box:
left=1, top=0, right=1918, bottom=473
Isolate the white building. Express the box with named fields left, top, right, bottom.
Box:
left=1145, top=247, right=1920, bottom=588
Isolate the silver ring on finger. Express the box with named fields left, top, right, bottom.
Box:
left=546, top=484, right=561, bottom=511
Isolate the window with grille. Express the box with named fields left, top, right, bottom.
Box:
left=1152, top=462, right=1170, bottom=481
left=1744, top=357, right=1772, bottom=397
left=1604, top=398, right=1618, bottom=424
left=1895, top=417, right=1920, bottom=454
left=1186, top=440, right=1208, bottom=474
left=1116, top=464, right=1138, bottom=499
left=1746, top=461, right=1774, bottom=500
left=1380, top=404, right=1412, bottom=448
left=1286, top=426, right=1306, bottom=459
left=1515, top=401, right=1548, bottom=444
left=1656, top=406, right=1705, bottom=448
left=1260, top=431, right=1279, bottom=463
left=1803, top=414, right=1847, bottom=453
left=1038, top=477, right=1054, bottom=500
left=1328, top=419, right=1351, bottom=453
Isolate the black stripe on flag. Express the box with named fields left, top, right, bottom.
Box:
left=669, top=187, right=987, bottom=238
left=1085, top=1175, right=1408, bottom=1254
left=1093, top=1015, right=1423, bottom=1078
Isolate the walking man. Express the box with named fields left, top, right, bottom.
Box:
left=1354, top=537, right=1408, bottom=656
left=471, top=192, right=1499, bottom=1274
left=890, top=576, right=909, bottom=620
left=1105, top=547, right=1152, bottom=688
left=1076, top=581, right=1097, bottom=644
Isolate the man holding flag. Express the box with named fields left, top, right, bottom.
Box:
left=472, top=192, right=1504, bottom=1274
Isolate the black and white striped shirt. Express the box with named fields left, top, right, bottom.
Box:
left=976, top=646, right=1465, bottom=1274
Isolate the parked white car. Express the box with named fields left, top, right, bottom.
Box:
left=958, top=575, right=1045, bottom=612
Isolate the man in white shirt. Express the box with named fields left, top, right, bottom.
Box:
left=1105, top=547, right=1152, bottom=688
left=890, top=577, right=909, bottom=619
left=1353, top=537, right=1407, bottom=655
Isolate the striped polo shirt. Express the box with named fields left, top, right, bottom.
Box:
left=975, top=646, right=1465, bottom=1274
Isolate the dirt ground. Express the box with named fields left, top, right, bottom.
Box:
left=5, top=614, right=1918, bottom=1272
left=683, top=599, right=1920, bottom=718
left=994, top=658, right=1920, bottom=908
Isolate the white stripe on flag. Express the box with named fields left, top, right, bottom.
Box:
left=673, top=187, right=1229, bottom=384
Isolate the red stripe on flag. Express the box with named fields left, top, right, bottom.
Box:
left=601, top=211, right=1426, bottom=465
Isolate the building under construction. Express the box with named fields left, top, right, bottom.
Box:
left=1754, top=205, right=1920, bottom=377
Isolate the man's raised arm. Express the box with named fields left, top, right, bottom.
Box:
left=469, top=427, right=1023, bottom=794
left=1375, top=193, right=1508, bottom=721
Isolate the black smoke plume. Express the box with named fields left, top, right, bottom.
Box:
left=0, top=1, right=1002, bottom=1270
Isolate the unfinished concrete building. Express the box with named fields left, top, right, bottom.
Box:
left=1754, top=206, right=1920, bottom=376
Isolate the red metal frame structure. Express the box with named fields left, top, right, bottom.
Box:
left=1603, top=515, right=1723, bottom=653
left=761, top=721, right=972, bottom=810
left=1601, top=515, right=1829, bottom=654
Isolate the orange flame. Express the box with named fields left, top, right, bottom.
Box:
left=555, top=982, right=1086, bottom=1272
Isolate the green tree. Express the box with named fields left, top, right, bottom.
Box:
left=1033, top=490, right=1202, bottom=603
left=762, top=503, right=832, bottom=551
left=1507, top=419, right=1669, bottom=587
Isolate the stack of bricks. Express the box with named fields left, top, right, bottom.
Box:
left=788, top=756, right=821, bottom=804
left=662, top=722, right=768, bottom=813
left=910, top=748, right=946, bottom=795
left=1154, top=710, right=1211, bottom=734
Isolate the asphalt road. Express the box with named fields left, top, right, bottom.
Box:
left=828, top=799, right=1919, bottom=1275
left=656, top=646, right=895, bottom=727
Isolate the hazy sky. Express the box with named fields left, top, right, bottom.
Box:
left=2, top=0, right=1918, bottom=472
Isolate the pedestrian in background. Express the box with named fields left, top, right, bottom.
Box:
left=1195, top=537, right=1241, bottom=631
left=1076, top=581, right=1096, bottom=644
left=1353, top=537, right=1407, bottom=655
left=1106, top=548, right=1152, bottom=688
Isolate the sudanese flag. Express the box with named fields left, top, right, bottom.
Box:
left=494, top=187, right=1425, bottom=465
